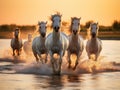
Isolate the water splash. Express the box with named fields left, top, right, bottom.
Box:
left=0, top=55, right=120, bottom=75
left=0, top=48, right=120, bottom=75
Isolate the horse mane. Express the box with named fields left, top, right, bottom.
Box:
left=38, top=21, right=46, bottom=25
left=50, top=12, right=62, bottom=21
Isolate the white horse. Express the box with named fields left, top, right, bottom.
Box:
left=23, top=34, right=33, bottom=56
left=86, top=22, right=102, bottom=61
left=45, top=14, right=69, bottom=75
left=32, top=21, right=48, bottom=63
left=11, top=28, right=23, bottom=56
left=67, top=17, right=84, bottom=70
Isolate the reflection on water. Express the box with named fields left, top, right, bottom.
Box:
left=0, top=39, right=120, bottom=90
left=0, top=72, right=120, bottom=90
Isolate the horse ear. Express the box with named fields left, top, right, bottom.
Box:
left=79, top=17, right=81, bottom=20
left=45, top=21, right=47, bottom=24
left=71, top=17, right=73, bottom=20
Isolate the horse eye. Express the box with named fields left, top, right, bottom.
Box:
left=45, top=26, right=47, bottom=28
left=59, top=20, right=61, bottom=22
left=78, top=23, right=80, bottom=25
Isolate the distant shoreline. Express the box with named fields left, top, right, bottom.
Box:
left=0, top=31, right=120, bottom=40
left=0, top=37, right=120, bottom=40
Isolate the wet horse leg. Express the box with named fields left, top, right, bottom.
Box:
left=38, top=53, right=44, bottom=64
left=58, top=51, right=63, bottom=75
left=49, top=51, right=56, bottom=74
left=17, top=49, right=20, bottom=56
left=45, top=53, right=48, bottom=63
left=68, top=51, right=71, bottom=69
left=73, top=53, right=81, bottom=70
left=13, top=49, right=15, bottom=56
left=33, top=52, right=39, bottom=63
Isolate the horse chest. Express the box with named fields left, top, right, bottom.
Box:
left=13, top=40, right=20, bottom=49
left=51, top=41, right=62, bottom=54
left=69, top=41, right=80, bottom=54
left=39, top=43, right=47, bottom=54
left=89, top=43, right=98, bottom=53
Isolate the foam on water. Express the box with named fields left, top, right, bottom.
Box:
left=0, top=48, right=120, bottom=75
left=0, top=55, right=120, bottom=75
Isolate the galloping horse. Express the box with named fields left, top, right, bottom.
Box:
left=32, top=21, right=48, bottom=63
left=67, top=17, right=84, bottom=70
left=45, top=14, right=69, bottom=75
left=86, top=22, right=102, bottom=61
left=11, top=28, right=23, bottom=56
left=23, top=34, right=33, bottom=56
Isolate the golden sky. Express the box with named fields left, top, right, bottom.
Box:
left=0, top=0, right=120, bottom=26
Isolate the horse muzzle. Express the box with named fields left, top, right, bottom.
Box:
left=73, top=30, right=78, bottom=35
left=54, top=26, right=60, bottom=32
left=41, top=33, right=46, bottom=37
left=91, top=32, right=96, bottom=38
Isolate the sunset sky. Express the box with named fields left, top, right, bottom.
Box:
left=0, top=0, right=120, bottom=26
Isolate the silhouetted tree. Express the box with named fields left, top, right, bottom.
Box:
left=0, top=24, right=10, bottom=32
left=85, top=20, right=93, bottom=28
left=112, top=20, right=120, bottom=30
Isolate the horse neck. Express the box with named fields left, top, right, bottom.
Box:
left=15, top=36, right=19, bottom=41
left=53, top=30, right=60, bottom=41
left=40, top=35, right=46, bottom=42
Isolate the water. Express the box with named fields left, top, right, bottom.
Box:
left=0, top=39, right=120, bottom=90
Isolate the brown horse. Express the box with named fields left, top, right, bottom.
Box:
left=11, top=28, right=23, bottom=56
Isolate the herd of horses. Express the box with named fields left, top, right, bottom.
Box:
left=10, top=13, right=102, bottom=75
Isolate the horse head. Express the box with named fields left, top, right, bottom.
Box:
left=90, top=22, right=99, bottom=38
left=51, top=13, right=62, bottom=32
left=38, top=21, right=47, bottom=38
left=14, top=28, right=20, bottom=39
left=71, top=17, right=81, bottom=35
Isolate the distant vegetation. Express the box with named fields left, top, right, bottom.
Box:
left=0, top=24, right=36, bottom=38
left=0, top=20, right=120, bottom=39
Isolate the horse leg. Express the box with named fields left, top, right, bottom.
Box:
left=73, top=53, right=80, bottom=70
left=58, top=51, right=63, bottom=75
left=33, top=52, right=39, bottom=63
left=38, top=54, right=44, bottom=64
left=13, top=49, right=15, bottom=56
left=45, top=53, right=48, bottom=63
left=49, top=51, right=56, bottom=74
left=17, top=49, right=20, bottom=56
left=67, top=51, right=71, bottom=69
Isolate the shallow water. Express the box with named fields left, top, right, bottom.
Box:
left=0, top=39, right=120, bottom=90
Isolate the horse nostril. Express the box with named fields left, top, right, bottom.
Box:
left=91, top=32, right=96, bottom=38
left=73, top=30, right=77, bottom=35
left=54, top=26, right=59, bottom=32
left=41, top=33, right=46, bottom=37
left=57, top=26, right=60, bottom=30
